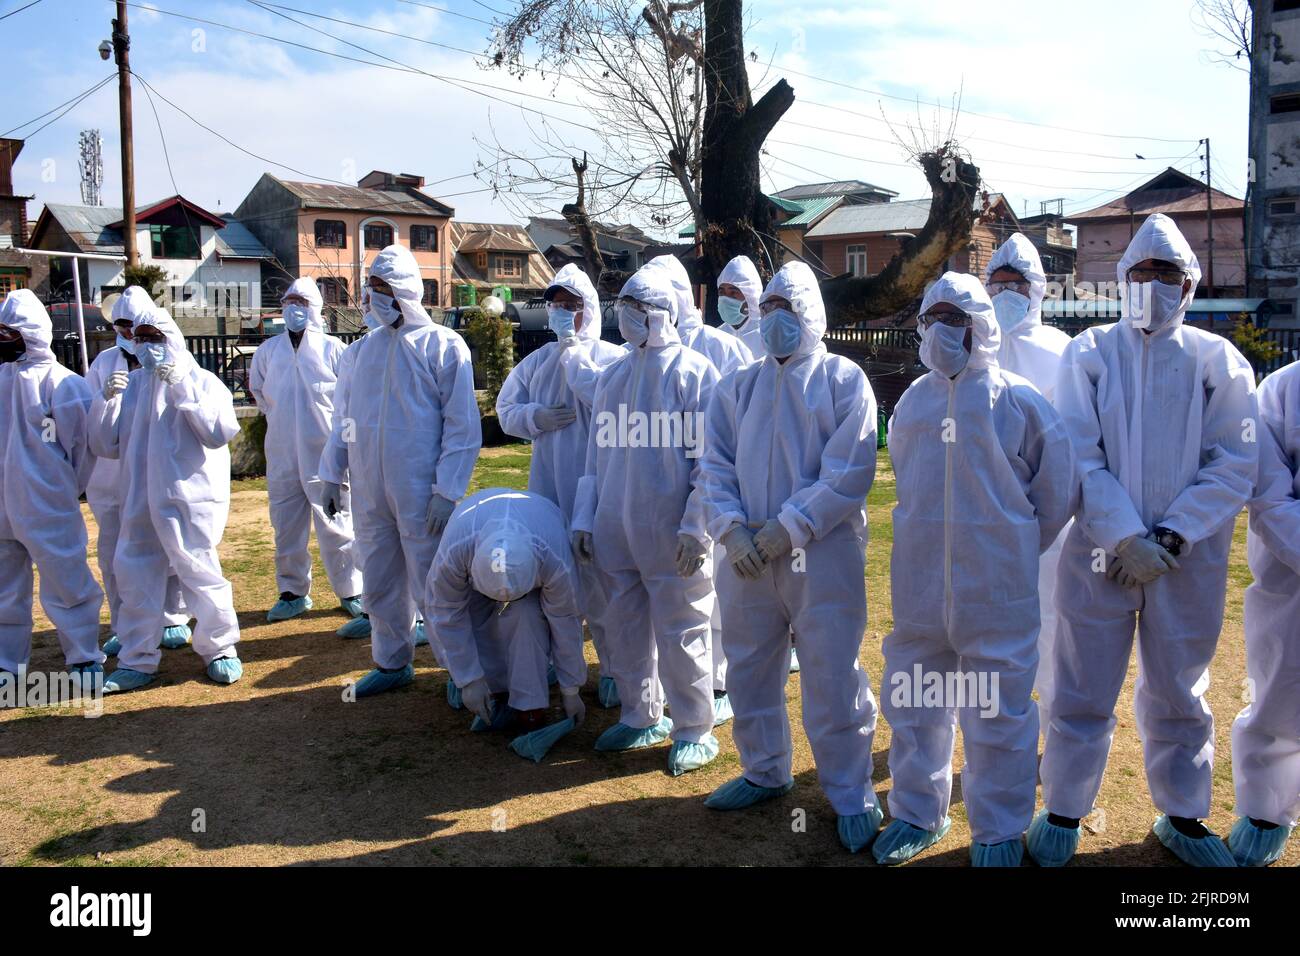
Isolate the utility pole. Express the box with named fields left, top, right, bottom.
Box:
left=112, top=1, right=137, bottom=267
left=1202, top=137, right=1215, bottom=297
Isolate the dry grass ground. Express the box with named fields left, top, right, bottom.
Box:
left=0, top=444, right=1293, bottom=867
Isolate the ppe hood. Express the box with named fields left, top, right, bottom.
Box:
left=368, top=244, right=432, bottom=328
left=281, top=276, right=325, bottom=331
left=545, top=263, right=602, bottom=344
left=1116, top=213, right=1201, bottom=333
left=718, top=255, right=762, bottom=324
left=618, top=265, right=680, bottom=346
left=645, top=255, right=701, bottom=333
left=919, top=272, right=1001, bottom=371
left=986, top=232, right=1047, bottom=326
left=0, top=289, right=54, bottom=364
left=470, top=522, right=540, bottom=603
left=760, top=261, right=826, bottom=360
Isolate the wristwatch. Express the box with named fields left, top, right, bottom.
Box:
left=1152, top=526, right=1184, bottom=557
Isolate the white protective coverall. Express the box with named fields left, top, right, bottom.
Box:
left=427, top=488, right=586, bottom=711
left=1041, top=213, right=1258, bottom=821
left=89, top=293, right=241, bottom=673
left=1233, top=361, right=1300, bottom=828
left=700, top=261, right=881, bottom=815
left=318, top=244, right=481, bottom=671
left=85, top=344, right=188, bottom=636
left=984, top=233, right=1075, bottom=728
left=883, top=273, right=1077, bottom=845
left=250, top=277, right=363, bottom=602
left=717, top=255, right=764, bottom=361
left=572, top=265, right=719, bottom=745
left=0, top=290, right=103, bottom=673
left=496, top=264, right=623, bottom=675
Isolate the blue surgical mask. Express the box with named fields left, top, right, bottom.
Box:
left=137, top=342, right=169, bottom=370
left=618, top=303, right=648, bottom=347
left=717, top=296, right=747, bottom=327
left=115, top=333, right=136, bottom=355
left=920, top=323, right=970, bottom=378
left=1124, top=281, right=1184, bottom=333
left=282, top=303, right=311, bottom=333
left=760, top=307, right=801, bottom=358
left=547, top=304, right=577, bottom=339
left=990, top=290, right=1031, bottom=334
left=367, top=290, right=401, bottom=327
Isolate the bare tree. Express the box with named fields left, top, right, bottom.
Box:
left=1193, top=0, right=1252, bottom=71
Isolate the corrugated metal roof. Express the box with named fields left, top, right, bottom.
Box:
left=774, top=179, right=899, bottom=200
left=276, top=178, right=453, bottom=217
left=450, top=222, right=554, bottom=290
left=804, top=199, right=931, bottom=238
left=42, top=202, right=271, bottom=259
left=781, top=196, right=842, bottom=227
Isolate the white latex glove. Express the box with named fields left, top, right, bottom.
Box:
left=558, top=332, right=580, bottom=349
left=1108, top=534, right=1180, bottom=587
left=425, top=495, right=456, bottom=535
left=721, top=525, right=765, bottom=580
left=154, top=362, right=182, bottom=386
left=320, top=481, right=343, bottom=519
left=572, top=530, right=594, bottom=563
left=535, top=406, right=577, bottom=431
left=461, top=677, right=492, bottom=724
left=675, top=533, right=707, bottom=577
left=561, top=686, right=585, bottom=728
left=103, top=370, right=130, bottom=400
left=754, top=519, right=793, bottom=563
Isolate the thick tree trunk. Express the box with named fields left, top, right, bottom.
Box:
left=560, top=153, right=607, bottom=288
left=696, top=0, right=794, bottom=318
left=819, top=150, right=983, bottom=326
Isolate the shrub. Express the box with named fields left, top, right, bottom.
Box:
left=122, top=264, right=169, bottom=302
left=1229, top=316, right=1279, bottom=377
left=461, top=307, right=515, bottom=414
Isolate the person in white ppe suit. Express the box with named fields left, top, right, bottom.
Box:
left=715, top=254, right=764, bottom=361
left=571, top=263, right=721, bottom=775
left=427, top=488, right=587, bottom=760
left=496, top=264, right=623, bottom=708
left=1031, top=214, right=1258, bottom=868
left=699, top=261, right=883, bottom=853
left=875, top=273, right=1076, bottom=867
left=319, top=244, right=481, bottom=698
left=984, top=233, right=1074, bottom=731
left=1227, top=360, right=1300, bottom=866
left=715, top=254, right=803, bottom=676
left=85, top=306, right=192, bottom=657
left=89, top=288, right=243, bottom=691
left=0, top=290, right=104, bottom=690
left=250, top=277, right=366, bottom=633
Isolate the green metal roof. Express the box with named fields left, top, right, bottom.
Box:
left=780, top=196, right=842, bottom=227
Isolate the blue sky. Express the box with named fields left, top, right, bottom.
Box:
left=1, top=0, right=1250, bottom=238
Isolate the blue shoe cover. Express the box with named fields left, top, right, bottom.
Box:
left=336, top=615, right=371, bottom=639
left=102, top=634, right=121, bottom=657
left=206, top=657, right=243, bottom=685
left=470, top=702, right=518, bottom=732
left=668, top=734, right=719, bottom=776
left=1025, top=809, right=1079, bottom=867
left=161, top=624, right=192, bottom=649
left=66, top=661, right=103, bottom=696
left=1153, top=815, right=1237, bottom=867
left=838, top=805, right=885, bottom=853
left=510, top=717, right=576, bottom=763
left=413, top=621, right=429, bottom=647
left=597, top=675, right=620, bottom=709
left=972, top=838, right=1024, bottom=867
left=340, top=595, right=364, bottom=618
left=704, top=776, right=794, bottom=810
left=873, top=816, right=952, bottom=864
left=353, top=664, right=414, bottom=698
left=447, top=680, right=464, bottom=710
left=267, top=594, right=312, bottom=622
left=1228, top=816, right=1292, bottom=867
left=712, top=692, right=733, bottom=726
left=103, top=668, right=157, bottom=694
left=788, top=646, right=800, bottom=673
left=594, top=716, right=672, bottom=752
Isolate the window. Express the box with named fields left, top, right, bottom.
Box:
left=422, top=279, right=439, bottom=307
left=364, top=222, right=394, bottom=249
left=1273, top=302, right=1295, bottom=316
left=150, top=223, right=201, bottom=259
left=1277, top=0, right=1300, bottom=13
left=314, top=219, right=346, bottom=249
left=846, top=244, right=868, bottom=277
left=1271, top=198, right=1299, bottom=217
left=410, top=225, right=438, bottom=252
left=1271, top=93, right=1300, bottom=114
left=318, top=277, right=348, bottom=306
left=0, top=273, right=24, bottom=295
left=493, top=254, right=522, bottom=279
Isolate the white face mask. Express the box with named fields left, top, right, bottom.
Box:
left=920, top=323, right=970, bottom=378
left=618, top=302, right=649, bottom=347
left=991, top=290, right=1031, bottom=334
left=1125, top=281, right=1185, bottom=333
left=137, top=342, right=169, bottom=370
left=367, top=289, right=401, bottom=327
